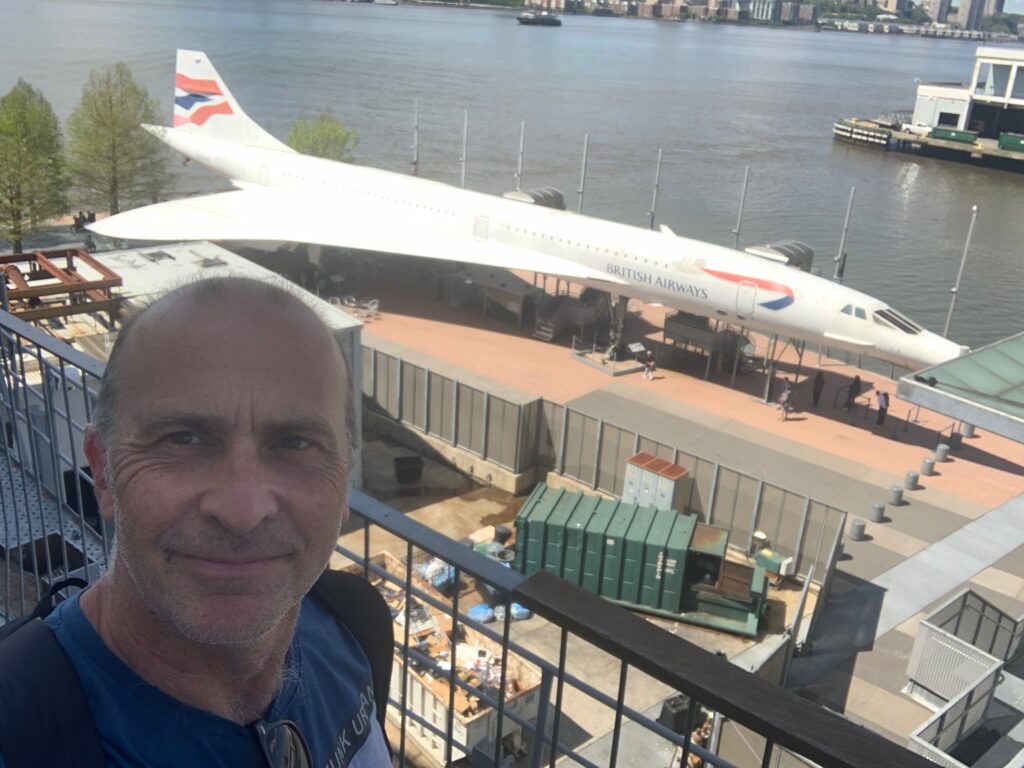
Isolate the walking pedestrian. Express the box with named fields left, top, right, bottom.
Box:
left=643, top=350, right=656, bottom=380
left=876, top=389, right=889, bottom=425
left=777, top=378, right=793, bottom=421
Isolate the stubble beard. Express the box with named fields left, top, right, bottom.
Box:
left=109, top=491, right=308, bottom=647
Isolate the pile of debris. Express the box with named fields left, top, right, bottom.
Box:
left=349, top=550, right=541, bottom=745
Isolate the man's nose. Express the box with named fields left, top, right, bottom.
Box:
left=198, top=441, right=278, bottom=534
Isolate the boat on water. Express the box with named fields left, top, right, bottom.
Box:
left=517, top=10, right=562, bottom=25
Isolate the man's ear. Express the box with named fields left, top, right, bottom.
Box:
left=83, top=426, right=116, bottom=522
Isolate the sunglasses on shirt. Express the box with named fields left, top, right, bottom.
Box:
left=253, top=719, right=312, bottom=768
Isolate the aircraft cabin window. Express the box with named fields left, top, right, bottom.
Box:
left=855, top=307, right=867, bottom=320
left=841, top=304, right=853, bottom=315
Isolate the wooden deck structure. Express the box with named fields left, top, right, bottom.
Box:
left=1, top=248, right=122, bottom=323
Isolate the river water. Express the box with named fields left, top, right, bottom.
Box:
left=2, top=0, right=1021, bottom=347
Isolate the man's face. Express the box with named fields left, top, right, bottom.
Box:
left=89, top=295, right=350, bottom=645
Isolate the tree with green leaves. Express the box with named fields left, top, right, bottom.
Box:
left=0, top=80, right=66, bottom=253
left=66, top=62, right=170, bottom=215
left=287, top=111, right=358, bottom=162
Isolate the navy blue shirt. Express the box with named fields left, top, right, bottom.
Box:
left=1, top=593, right=392, bottom=767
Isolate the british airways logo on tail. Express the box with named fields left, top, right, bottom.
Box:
left=173, top=73, right=233, bottom=127
left=701, top=268, right=795, bottom=310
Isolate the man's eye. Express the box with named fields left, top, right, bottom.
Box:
left=278, top=436, right=312, bottom=451
left=165, top=432, right=201, bottom=446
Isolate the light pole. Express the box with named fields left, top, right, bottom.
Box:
left=460, top=108, right=468, bottom=189
left=732, top=165, right=750, bottom=250
left=943, top=204, right=978, bottom=339
left=577, top=133, right=589, bottom=214
left=410, top=98, right=419, bottom=176
left=648, top=148, right=663, bottom=231
left=833, top=186, right=855, bottom=283
left=514, top=120, right=526, bottom=192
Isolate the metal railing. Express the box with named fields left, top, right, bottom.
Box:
left=905, top=588, right=1022, bottom=767
left=0, top=307, right=935, bottom=768
left=1, top=311, right=111, bottom=621
left=909, top=663, right=1001, bottom=768
left=343, top=490, right=935, bottom=768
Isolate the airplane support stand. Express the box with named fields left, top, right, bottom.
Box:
left=762, top=335, right=804, bottom=403
left=730, top=326, right=746, bottom=388
left=605, top=294, right=629, bottom=361
left=306, top=244, right=323, bottom=269
left=762, top=334, right=778, bottom=403
left=793, top=340, right=806, bottom=385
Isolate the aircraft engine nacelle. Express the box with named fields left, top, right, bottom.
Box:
left=744, top=241, right=815, bottom=273
left=503, top=187, right=566, bottom=211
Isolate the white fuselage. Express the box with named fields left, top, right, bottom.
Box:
left=161, top=128, right=962, bottom=370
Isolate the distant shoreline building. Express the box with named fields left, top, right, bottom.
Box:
left=750, top=0, right=780, bottom=21
left=911, top=46, right=1024, bottom=135
left=922, top=0, right=951, bottom=21
left=957, top=0, right=986, bottom=30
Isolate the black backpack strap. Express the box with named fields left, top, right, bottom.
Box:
left=311, top=569, right=394, bottom=754
left=0, top=578, right=88, bottom=643
left=0, top=619, right=106, bottom=768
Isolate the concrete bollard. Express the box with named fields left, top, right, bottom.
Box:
left=889, top=486, right=904, bottom=506
left=850, top=519, right=867, bottom=541
left=905, top=470, right=919, bottom=490
left=870, top=502, right=885, bottom=523
left=936, top=443, right=951, bottom=462
left=962, top=423, right=976, bottom=439
left=922, top=457, right=935, bottom=476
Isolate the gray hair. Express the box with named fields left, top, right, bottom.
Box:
left=92, top=276, right=355, bottom=471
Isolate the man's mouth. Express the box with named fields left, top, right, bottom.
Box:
left=175, top=552, right=290, bottom=579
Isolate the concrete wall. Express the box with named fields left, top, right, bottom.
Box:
left=913, top=87, right=972, bottom=129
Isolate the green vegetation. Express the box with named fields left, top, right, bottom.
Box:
left=904, top=2, right=931, bottom=24
left=66, top=62, right=170, bottom=215
left=287, top=111, right=359, bottom=162
left=0, top=80, right=66, bottom=253
left=979, top=11, right=1022, bottom=33
left=812, top=0, right=883, bottom=20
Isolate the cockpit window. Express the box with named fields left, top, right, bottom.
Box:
left=875, top=308, right=922, bottom=335
left=854, top=307, right=867, bottom=320
left=841, top=304, right=853, bottom=315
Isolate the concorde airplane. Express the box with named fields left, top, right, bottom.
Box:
left=91, top=50, right=966, bottom=370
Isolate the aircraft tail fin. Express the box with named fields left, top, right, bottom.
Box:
left=172, top=50, right=293, bottom=153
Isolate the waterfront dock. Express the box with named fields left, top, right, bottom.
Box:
left=834, top=117, right=1024, bottom=170
left=835, top=47, right=1024, bottom=173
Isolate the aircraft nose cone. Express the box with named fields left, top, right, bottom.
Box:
left=917, top=333, right=964, bottom=369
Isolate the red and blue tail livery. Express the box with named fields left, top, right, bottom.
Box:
left=169, top=50, right=292, bottom=151
left=173, top=72, right=234, bottom=127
